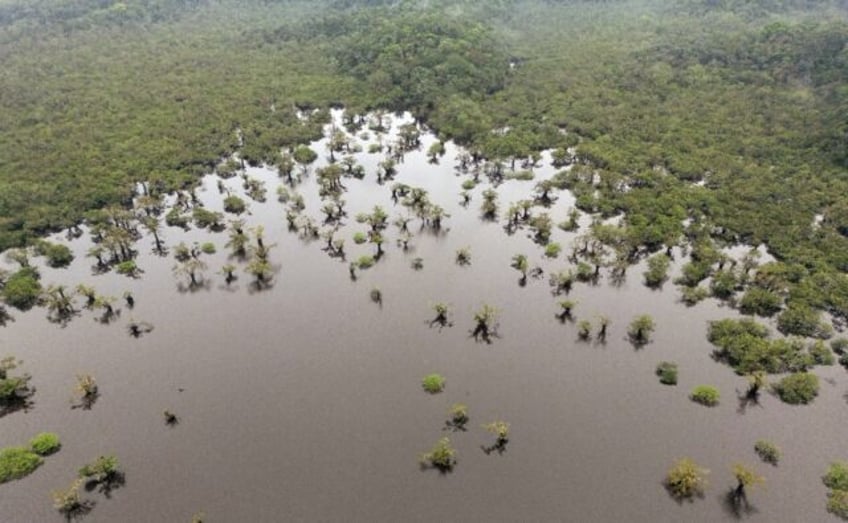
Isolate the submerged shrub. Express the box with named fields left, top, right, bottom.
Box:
left=544, top=242, right=561, bottom=258
left=754, top=440, right=781, bottom=465
left=421, top=374, right=446, bottom=394
left=36, top=241, right=74, bottom=268
left=29, top=433, right=61, bottom=456
left=773, top=372, right=819, bottom=405
left=656, top=362, right=678, bottom=385
left=420, top=437, right=456, bottom=470
left=223, top=195, right=246, bottom=214
left=643, top=254, right=670, bottom=288
left=353, top=232, right=367, bottom=244
left=78, top=455, right=120, bottom=483
left=3, top=268, right=42, bottom=310
left=356, top=255, right=375, bottom=269
left=690, top=385, right=720, bottom=406
left=0, top=447, right=42, bottom=483
left=666, top=458, right=708, bottom=499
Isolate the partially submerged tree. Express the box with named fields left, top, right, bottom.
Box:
left=472, top=304, right=499, bottom=342
left=628, top=314, right=656, bottom=347
left=666, top=458, right=709, bottom=500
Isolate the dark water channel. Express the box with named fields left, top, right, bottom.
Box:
left=1, top=111, right=846, bottom=522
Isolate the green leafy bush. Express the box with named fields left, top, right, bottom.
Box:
left=223, top=195, right=246, bottom=214
left=421, top=374, right=446, bottom=394
left=356, top=255, right=375, bottom=269
left=29, top=433, right=61, bottom=456
left=78, top=455, right=120, bottom=482
left=773, top=372, right=819, bottom=404
left=656, top=362, right=678, bottom=385
left=3, top=268, right=42, bottom=310
left=420, top=437, right=456, bottom=470
left=665, top=458, right=708, bottom=499
left=36, top=241, right=74, bottom=268
left=754, top=440, right=780, bottom=465
left=690, top=385, right=720, bottom=406
left=353, top=232, right=367, bottom=244
left=739, top=287, right=782, bottom=317
left=0, top=447, right=42, bottom=483
left=544, top=242, right=561, bottom=258
left=643, top=254, right=670, bottom=288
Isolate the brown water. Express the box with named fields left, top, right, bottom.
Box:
left=1, top=111, right=846, bottom=522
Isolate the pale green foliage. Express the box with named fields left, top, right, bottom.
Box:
left=666, top=458, right=709, bottom=499
left=421, top=374, right=446, bottom=394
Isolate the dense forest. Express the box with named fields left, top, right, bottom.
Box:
left=1, top=0, right=847, bottom=323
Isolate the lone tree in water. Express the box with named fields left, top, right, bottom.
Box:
left=511, top=254, right=529, bottom=286
left=666, top=458, right=709, bottom=500
left=628, top=314, right=656, bottom=347
left=472, top=304, right=499, bottom=342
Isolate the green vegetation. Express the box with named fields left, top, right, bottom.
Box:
left=643, top=254, right=670, bottom=288
left=223, top=195, right=247, bottom=215
left=707, top=318, right=820, bottom=374
left=0, top=356, right=33, bottom=407
left=825, top=462, right=848, bottom=519
left=29, top=433, right=61, bottom=456
left=656, top=362, right=678, bottom=386
left=483, top=421, right=510, bottom=445
left=754, top=440, right=781, bottom=465
left=355, top=255, right=375, bottom=270
left=3, top=267, right=42, bottom=310
left=352, top=232, right=367, bottom=245
left=35, top=241, right=74, bottom=268
left=627, top=315, right=655, bottom=346
left=448, top=403, right=468, bottom=429
left=78, top=455, right=120, bottom=483
left=773, top=372, right=819, bottom=404
left=690, top=385, right=720, bottom=406
left=421, top=374, right=446, bottom=394
left=0, top=446, right=42, bottom=483
left=732, top=463, right=764, bottom=497
left=52, top=478, right=86, bottom=516
left=544, top=242, right=561, bottom=259
left=666, top=458, right=709, bottom=500
left=420, top=437, right=457, bottom=471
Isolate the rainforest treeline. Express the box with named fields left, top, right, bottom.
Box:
left=1, top=0, right=847, bottom=321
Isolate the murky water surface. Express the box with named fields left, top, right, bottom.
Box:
left=1, top=112, right=846, bottom=522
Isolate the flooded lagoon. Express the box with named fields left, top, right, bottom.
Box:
left=1, top=112, right=846, bottom=522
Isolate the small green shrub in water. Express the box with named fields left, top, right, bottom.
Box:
left=52, top=478, right=86, bottom=516
left=356, top=255, right=375, bottom=269
left=448, top=403, right=468, bottom=427
left=754, top=440, right=781, bottom=465
left=353, top=232, right=367, bottom=244
left=200, top=242, right=216, bottom=255
left=223, top=195, right=246, bottom=214
left=690, top=385, right=720, bottom=406
left=115, top=260, right=139, bottom=277
left=825, top=462, right=848, bottom=492
left=421, top=374, right=446, bottom=394
left=420, top=437, right=456, bottom=471
left=824, top=462, right=848, bottom=518
left=827, top=489, right=848, bottom=520
left=773, top=372, right=819, bottom=405
left=78, top=455, right=120, bottom=483
left=643, top=253, right=670, bottom=288
left=577, top=320, right=592, bottom=340
left=29, top=433, right=61, bottom=456
left=483, top=421, right=510, bottom=444
left=628, top=314, right=655, bottom=345
left=809, top=340, right=835, bottom=366
left=665, top=458, right=709, bottom=499
left=0, top=446, right=42, bottom=483
left=656, top=362, right=678, bottom=385
left=544, top=242, right=561, bottom=258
